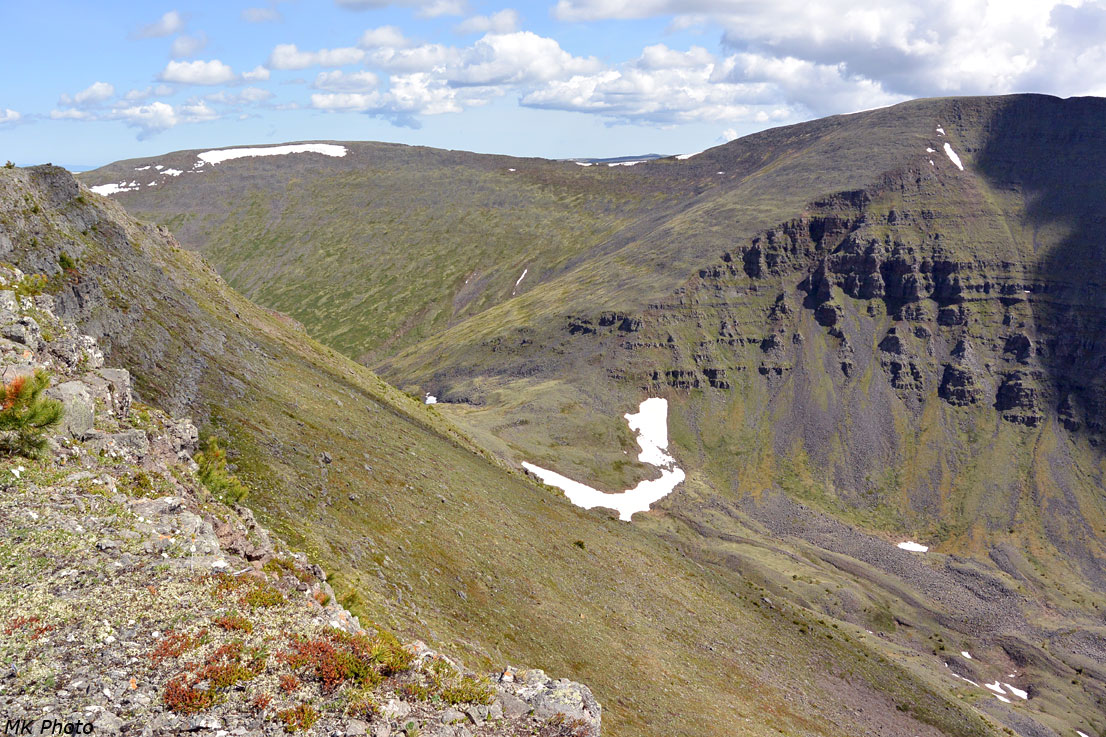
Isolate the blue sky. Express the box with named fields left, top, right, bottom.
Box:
left=3, top=0, right=1105, bottom=168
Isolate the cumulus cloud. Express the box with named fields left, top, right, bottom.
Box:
left=206, top=87, right=275, bottom=105
left=171, top=33, right=208, bottom=58
left=159, top=59, right=237, bottom=85
left=59, top=81, right=115, bottom=108
left=0, top=109, right=22, bottom=124
left=132, top=10, right=185, bottom=38
left=124, top=85, right=174, bottom=101
left=359, top=26, right=411, bottom=49
left=550, top=0, right=1106, bottom=107
left=243, top=66, right=272, bottom=82
left=416, top=0, right=465, bottom=17
left=267, top=44, right=365, bottom=70
left=50, top=109, right=92, bottom=120
left=520, top=44, right=798, bottom=125
left=311, top=71, right=463, bottom=125
left=455, top=9, right=519, bottom=34
left=312, top=70, right=381, bottom=91
left=242, top=6, right=282, bottom=22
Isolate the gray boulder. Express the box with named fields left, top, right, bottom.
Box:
left=81, top=368, right=132, bottom=418
left=1, top=314, right=42, bottom=351
left=85, top=429, right=149, bottom=459
left=45, top=380, right=94, bottom=438
left=503, top=668, right=601, bottom=735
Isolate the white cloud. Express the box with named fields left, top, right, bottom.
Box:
left=311, top=72, right=464, bottom=125
left=416, top=0, right=466, bottom=17
left=105, top=99, right=220, bottom=138
left=60, top=81, right=115, bottom=108
left=243, top=66, right=272, bottom=82
left=359, top=25, right=411, bottom=49
left=159, top=59, right=237, bottom=85
left=242, top=6, right=282, bottom=22
left=124, top=85, right=174, bottom=101
left=0, top=109, right=22, bottom=124
left=50, top=109, right=92, bottom=120
left=133, top=10, right=185, bottom=38
left=447, top=32, right=601, bottom=86
left=312, top=70, right=380, bottom=91
left=207, top=87, right=275, bottom=105
left=520, top=43, right=803, bottom=125
left=179, top=101, right=218, bottom=121
left=455, top=9, right=520, bottom=34
left=113, top=101, right=179, bottom=137
left=267, top=43, right=365, bottom=70
left=365, top=43, right=460, bottom=73
left=549, top=0, right=1106, bottom=106
left=171, top=33, right=208, bottom=58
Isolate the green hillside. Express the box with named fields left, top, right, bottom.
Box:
left=73, top=93, right=1106, bottom=737
left=0, top=164, right=1022, bottom=736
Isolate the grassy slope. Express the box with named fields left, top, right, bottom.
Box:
left=0, top=165, right=1005, bottom=737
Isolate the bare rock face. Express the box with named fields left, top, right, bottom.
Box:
left=46, top=380, right=94, bottom=437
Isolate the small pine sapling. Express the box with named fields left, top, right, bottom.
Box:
left=194, top=436, right=250, bottom=505
left=0, top=370, right=64, bottom=458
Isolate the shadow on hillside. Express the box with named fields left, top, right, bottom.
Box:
left=971, top=94, right=1106, bottom=586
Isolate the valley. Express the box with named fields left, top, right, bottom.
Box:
left=58, top=93, right=1106, bottom=737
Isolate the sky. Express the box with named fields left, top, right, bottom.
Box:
left=2, top=0, right=1106, bottom=169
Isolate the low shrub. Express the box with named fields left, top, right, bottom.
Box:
left=0, top=370, right=63, bottom=458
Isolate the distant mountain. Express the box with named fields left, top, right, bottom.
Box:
left=80, top=94, right=1106, bottom=737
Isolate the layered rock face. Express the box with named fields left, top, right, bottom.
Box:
left=543, top=99, right=1106, bottom=580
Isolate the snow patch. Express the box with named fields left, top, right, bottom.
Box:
left=961, top=651, right=972, bottom=659
left=90, top=181, right=139, bottom=196
left=574, top=162, right=592, bottom=167
left=984, top=681, right=1006, bottom=694
left=948, top=670, right=979, bottom=687
left=929, top=159, right=935, bottom=166
left=523, top=397, right=685, bottom=521
left=513, top=269, right=527, bottom=293
left=507, top=168, right=516, bottom=172
left=943, top=142, right=964, bottom=171
left=154, top=165, right=164, bottom=170
left=148, top=182, right=157, bottom=187
left=196, top=143, right=348, bottom=165
left=994, top=694, right=1011, bottom=704
left=926, top=147, right=936, bottom=153
left=162, top=168, right=183, bottom=176
left=675, top=151, right=701, bottom=160
left=424, top=394, right=437, bottom=405
left=1078, top=732, right=1091, bottom=737
left=607, top=160, right=640, bottom=167
left=897, top=541, right=928, bottom=552
left=936, top=126, right=946, bottom=135
left=1003, top=683, right=1028, bottom=699
left=134, top=166, right=150, bottom=171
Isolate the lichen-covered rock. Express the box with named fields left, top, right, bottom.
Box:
left=45, top=380, right=94, bottom=438
left=497, top=667, right=602, bottom=736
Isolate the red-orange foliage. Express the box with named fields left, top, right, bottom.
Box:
left=1, top=376, right=26, bottom=411
left=149, top=629, right=207, bottom=663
